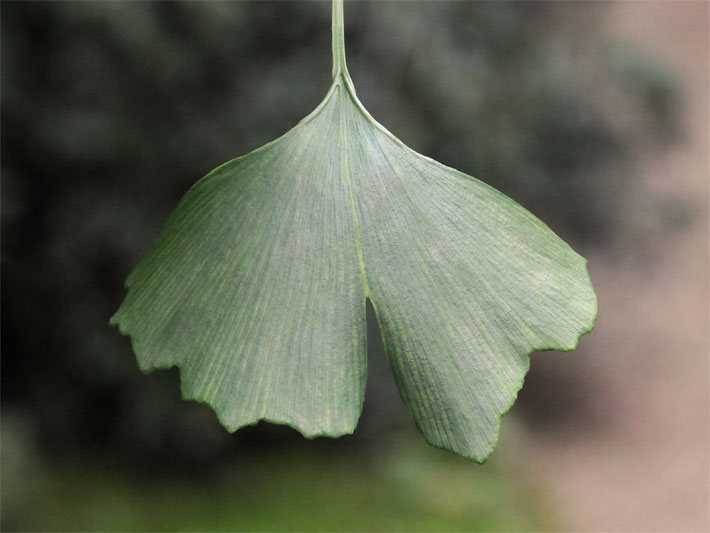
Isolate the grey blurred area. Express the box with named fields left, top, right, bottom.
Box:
left=2, top=1, right=705, bottom=531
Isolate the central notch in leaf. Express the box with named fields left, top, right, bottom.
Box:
left=112, top=0, right=597, bottom=462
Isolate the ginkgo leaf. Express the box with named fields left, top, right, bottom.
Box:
left=111, top=0, right=597, bottom=462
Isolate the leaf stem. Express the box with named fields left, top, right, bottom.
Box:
left=332, top=0, right=349, bottom=80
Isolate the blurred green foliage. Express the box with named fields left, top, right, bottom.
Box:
left=1, top=1, right=676, bottom=530
left=2, top=418, right=554, bottom=532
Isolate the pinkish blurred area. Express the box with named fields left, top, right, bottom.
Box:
left=524, top=2, right=709, bottom=530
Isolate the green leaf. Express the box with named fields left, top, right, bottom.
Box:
left=111, top=0, right=596, bottom=462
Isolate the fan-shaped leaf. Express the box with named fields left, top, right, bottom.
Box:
left=112, top=0, right=596, bottom=462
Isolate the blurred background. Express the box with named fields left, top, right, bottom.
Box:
left=2, top=1, right=708, bottom=531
